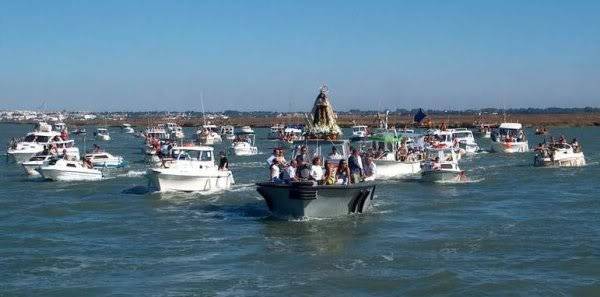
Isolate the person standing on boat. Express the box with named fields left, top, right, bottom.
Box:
left=348, top=148, right=364, bottom=183
left=282, top=159, right=298, bottom=183
left=266, top=148, right=278, bottom=166
left=336, top=159, right=352, bottom=185
left=270, top=159, right=282, bottom=182
left=218, top=151, right=229, bottom=171
left=328, top=146, right=343, bottom=161
left=363, top=156, right=377, bottom=181
left=309, top=156, right=324, bottom=182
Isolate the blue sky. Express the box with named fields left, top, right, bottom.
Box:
left=0, top=0, right=599, bottom=111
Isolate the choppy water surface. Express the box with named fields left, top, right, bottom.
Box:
left=1, top=123, right=600, bottom=296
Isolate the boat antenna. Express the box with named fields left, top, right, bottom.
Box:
left=201, top=92, right=207, bottom=126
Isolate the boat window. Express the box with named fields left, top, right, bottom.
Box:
left=453, top=132, right=471, bottom=138
left=67, top=163, right=76, bottom=168
left=178, top=152, right=191, bottom=160
left=441, top=164, right=453, bottom=169
left=95, top=155, right=108, bottom=159
left=24, top=135, right=36, bottom=142
left=200, top=151, right=212, bottom=161
left=37, top=136, right=50, bottom=143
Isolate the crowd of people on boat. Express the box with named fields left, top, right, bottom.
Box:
left=534, top=136, right=581, bottom=158
left=266, top=146, right=377, bottom=185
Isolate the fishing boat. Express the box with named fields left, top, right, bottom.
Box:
left=196, top=124, right=222, bottom=145
left=420, top=149, right=464, bottom=182
left=39, top=158, right=103, bottom=181
left=268, top=124, right=285, bottom=140
left=350, top=125, right=369, bottom=141
left=230, top=132, right=258, bottom=156
left=84, top=151, right=126, bottom=168
left=534, top=143, right=585, bottom=167
left=369, top=131, right=421, bottom=179
left=94, top=128, right=111, bottom=141
left=490, top=123, right=529, bottom=153
left=122, top=123, right=135, bottom=134
left=256, top=181, right=376, bottom=218
left=21, top=146, right=81, bottom=176
left=147, top=146, right=234, bottom=192
left=450, top=128, right=480, bottom=154
left=220, top=125, right=235, bottom=141
left=7, top=130, right=74, bottom=163
left=303, top=85, right=343, bottom=140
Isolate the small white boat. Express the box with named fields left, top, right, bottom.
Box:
left=534, top=143, right=586, bottom=167
left=122, top=123, right=135, bottom=134
left=490, top=123, right=529, bottom=153
left=85, top=151, right=125, bottom=168
left=196, top=124, right=222, bottom=145
left=421, top=150, right=464, bottom=182
left=268, top=124, right=285, bottom=140
left=239, top=126, right=254, bottom=134
left=450, top=128, right=479, bottom=154
left=369, top=131, right=421, bottom=179
left=475, top=124, right=492, bottom=138
left=39, top=158, right=103, bottom=181
left=147, top=146, right=234, bottom=192
left=21, top=146, right=81, bottom=176
left=144, top=126, right=170, bottom=140
left=220, top=125, right=235, bottom=141
left=95, top=128, right=111, bottom=141
left=165, top=122, right=185, bottom=139
left=230, top=133, right=258, bottom=156
left=350, top=125, right=369, bottom=141
left=279, top=127, right=304, bottom=143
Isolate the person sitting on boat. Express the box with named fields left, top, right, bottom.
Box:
left=266, top=149, right=278, bottom=166
left=571, top=138, right=580, bottom=153
left=276, top=148, right=287, bottom=165
left=323, top=161, right=337, bottom=185
left=270, top=159, right=282, bottom=183
left=396, top=144, right=408, bottom=161
left=328, top=146, right=343, bottom=161
left=336, top=159, right=351, bottom=185
left=218, top=151, right=229, bottom=171
left=296, top=146, right=309, bottom=162
left=310, top=156, right=324, bottom=182
left=295, top=155, right=312, bottom=181
left=60, top=129, right=69, bottom=141
left=62, top=149, right=69, bottom=160
left=517, top=130, right=525, bottom=142
left=83, top=157, right=94, bottom=169
left=432, top=157, right=442, bottom=170
left=559, top=135, right=566, bottom=144
left=348, top=148, right=364, bottom=183
left=363, top=156, right=377, bottom=181
left=282, top=159, right=298, bottom=183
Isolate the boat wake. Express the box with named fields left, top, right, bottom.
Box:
left=434, top=177, right=485, bottom=184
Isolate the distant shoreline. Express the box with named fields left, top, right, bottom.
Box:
left=2, top=113, right=600, bottom=128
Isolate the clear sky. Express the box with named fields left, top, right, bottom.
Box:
left=1, top=0, right=599, bottom=112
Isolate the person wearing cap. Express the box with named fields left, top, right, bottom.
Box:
left=218, top=151, right=229, bottom=170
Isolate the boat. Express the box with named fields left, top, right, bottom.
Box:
left=230, top=132, right=258, bottom=156
left=165, top=122, right=185, bottom=139
left=475, top=124, right=493, bottom=138
left=268, top=124, right=285, bottom=140
left=534, top=143, right=585, bottom=167
left=38, top=158, right=103, bottom=181
left=535, top=127, right=549, bottom=135
left=278, top=127, right=304, bottom=144
left=303, top=85, right=343, bottom=140
left=147, top=146, right=234, bottom=192
left=7, top=130, right=74, bottom=163
left=368, top=132, right=421, bottom=179
left=196, top=124, right=222, bottom=145
left=450, top=128, right=480, bottom=154
left=94, top=128, right=111, bottom=141
left=84, top=151, right=126, bottom=168
left=420, top=149, right=464, bottom=182
left=490, top=123, right=529, bottom=153
left=53, top=122, right=67, bottom=132
left=350, top=125, right=369, bottom=141
left=256, top=181, right=376, bottom=218
left=122, top=123, right=135, bottom=134
left=220, top=125, right=235, bottom=141
left=144, top=126, right=170, bottom=141
left=239, top=126, right=254, bottom=134
left=424, top=129, right=463, bottom=160
left=73, top=127, right=87, bottom=135
left=21, top=146, right=81, bottom=176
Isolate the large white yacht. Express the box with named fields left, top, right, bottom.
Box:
left=490, top=123, right=529, bottom=153
left=147, top=146, right=234, bottom=192
left=7, top=128, right=76, bottom=163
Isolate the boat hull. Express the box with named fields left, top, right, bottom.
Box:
left=96, top=135, right=111, bottom=141
left=22, top=162, right=43, bottom=176
left=147, top=169, right=234, bottom=192
left=534, top=153, right=586, bottom=167
left=374, top=160, right=421, bottom=179
left=39, top=168, right=102, bottom=181
left=7, top=150, right=40, bottom=163
left=256, top=182, right=376, bottom=218
left=490, top=141, right=529, bottom=153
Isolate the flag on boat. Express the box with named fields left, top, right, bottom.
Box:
left=414, top=108, right=427, bottom=123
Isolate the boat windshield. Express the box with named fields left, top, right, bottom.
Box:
left=453, top=132, right=472, bottom=139
left=24, top=135, right=37, bottom=142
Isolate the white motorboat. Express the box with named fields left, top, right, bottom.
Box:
left=7, top=130, right=74, bottom=163
left=122, top=123, right=135, bottom=134
left=490, top=123, right=529, bottom=153
left=268, top=124, right=285, bottom=140
left=450, top=128, right=480, bottom=154
left=421, top=150, right=464, bottom=182
left=239, top=126, right=254, bottom=134
left=230, top=133, right=258, bottom=156
left=21, top=145, right=81, bottom=176
left=196, top=124, right=222, bottom=145
left=95, top=128, right=111, bottom=141
left=369, top=131, right=421, bottom=179
left=279, top=127, right=304, bottom=143
left=475, top=124, right=492, bottom=138
left=85, top=151, right=126, bottom=168
left=165, top=122, right=185, bottom=139
left=534, top=143, right=586, bottom=167
left=350, top=125, right=369, bottom=141
left=147, top=146, right=234, bottom=192
left=424, top=130, right=463, bottom=160
left=220, top=125, right=235, bottom=141
left=144, top=126, right=170, bottom=141
left=39, top=158, right=103, bottom=181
